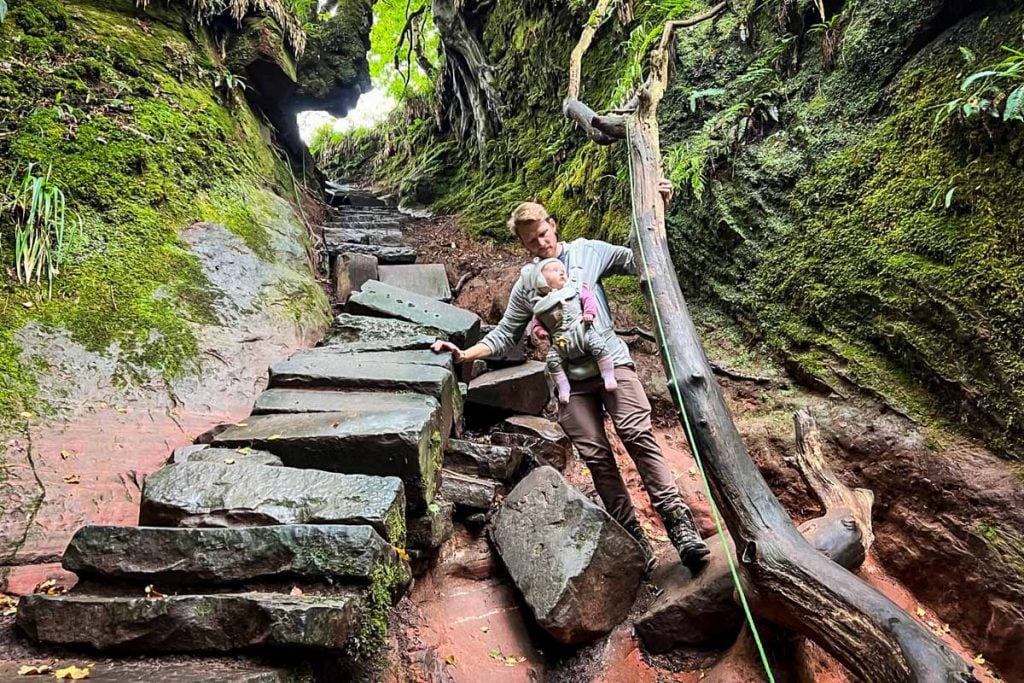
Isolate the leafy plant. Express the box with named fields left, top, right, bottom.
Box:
left=807, top=13, right=844, bottom=68
left=214, top=69, right=248, bottom=96
left=934, top=44, right=1024, bottom=128
left=3, top=164, right=80, bottom=296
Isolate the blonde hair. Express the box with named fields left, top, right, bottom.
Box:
left=507, top=201, right=549, bottom=238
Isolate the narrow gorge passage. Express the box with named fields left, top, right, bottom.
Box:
left=1, top=0, right=1022, bottom=680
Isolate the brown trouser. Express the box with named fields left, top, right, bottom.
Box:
left=558, top=365, right=684, bottom=527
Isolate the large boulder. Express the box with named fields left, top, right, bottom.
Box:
left=444, top=439, right=524, bottom=481
left=64, top=524, right=409, bottom=589
left=502, top=415, right=572, bottom=470
left=212, top=402, right=444, bottom=511
left=348, top=280, right=481, bottom=346
left=467, top=362, right=549, bottom=415
left=139, top=463, right=406, bottom=545
left=17, top=591, right=365, bottom=652
left=490, top=466, right=645, bottom=644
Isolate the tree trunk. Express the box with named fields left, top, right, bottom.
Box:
left=624, top=113, right=975, bottom=682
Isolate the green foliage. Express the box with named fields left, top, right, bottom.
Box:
left=935, top=41, right=1024, bottom=127
left=3, top=163, right=80, bottom=296
left=0, top=0, right=8, bottom=24
left=369, top=0, right=439, bottom=98
left=213, top=68, right=248, bottom=96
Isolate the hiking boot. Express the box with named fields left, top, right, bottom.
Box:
left=662, top=507, right=711, bottom=572
left=623, top=520, right=657, bottom=576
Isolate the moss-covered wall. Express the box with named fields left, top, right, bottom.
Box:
left=322, top=0, right=1024, bottom=459
left=0, top=0, right=323, bottom=426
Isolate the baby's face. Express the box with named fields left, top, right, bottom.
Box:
left=542, top=261, right=567, bottom=290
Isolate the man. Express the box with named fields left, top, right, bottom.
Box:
left=432, top=183, right=710, bottom=571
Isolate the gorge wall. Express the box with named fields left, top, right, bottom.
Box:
left=0, top=0, right=370, bottom=591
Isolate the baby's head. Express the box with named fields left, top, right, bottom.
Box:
left=537, top=259, right=567, bottom=293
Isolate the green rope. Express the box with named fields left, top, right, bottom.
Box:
left=624, top=122, right=776, bottom=683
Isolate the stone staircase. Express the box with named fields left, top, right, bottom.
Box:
left=12, top=187, right=563, bottom=680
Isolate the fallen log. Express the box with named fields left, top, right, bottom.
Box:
left=565, top=1, right=978, bottom=679
left=636, top=410, right=873, bottom=652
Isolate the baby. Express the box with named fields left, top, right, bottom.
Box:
left=529, top=258, right=617, bottom=403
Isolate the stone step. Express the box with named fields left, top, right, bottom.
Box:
left=439, top=469, right=504, bottom=511
left=323, top=227, right=403, bottom=245
left=445, top=439, right=524, bottom=482
left=251, top=388, right=455, bottom=445
left=63, top=524, right=409, bottom=588
left=211, top=407, right=444, bottom=511
left=325, top=219, right=403, bottom=232
left=17, top=591, right=366, bottom=653
left=139, top=462, right=406, bottom=545
left=378, top=264, right=452, bottom=302
left=406, top=500, right=454, bottom=552
left=348, top=280, right=481, bottom=347
left=466, top=361, right=549, bottom=415
left=0, top=659, right=289, bottom=682
left=267, top=349, right=460, bottom=430
left=501, top=415, right=572, bottom=470
left=320, top=313, right=443, bottom=353
left=326, top=242, right=417, bottom=264
left=170, top=445, right=283, bottom=467
left=279, top=346, right=454, bottom=370
left=332, top=252, right=378, bottom=304
left=492, top=466, right=645, bottom=644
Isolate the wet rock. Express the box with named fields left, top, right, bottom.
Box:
left=320, top=313, right=442, bottom=353
left=348, top=280, right=481, bottom=347
left=502, top=415, right=572, bottom=470
left=491, top=466, right=644, bottom=644
left=439, top=525, right=496, bottom=581
left=139, top=463, right=406, bottom=545
left=378, top=264, right=452, bottom=301
left=64, top=524, right=409, bottom=589
left=170, top=445, right=283, bottom=467
left=326, top=185, right=387, bottom=208
left=444, top=439, right=523, bottom=481
left=0, top=660, right=288, bottom=682
left=17, top=591, right=365, bottom=652
left=634, top=542, right=742, bottom=652
left=323, top=226, right=403, bottom=245
left=211, top=405, right=444, bottom=511
left=439, top=470, right=503, bottom=511
left=407, top=501, right=454, bottom=552
left=327, top=242, right=417, bottom=264
left=332, top=252, right=378, bottom=304
left=467, top=362, right=549, bottom=416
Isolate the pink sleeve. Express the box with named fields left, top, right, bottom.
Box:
left=530, top=316, right=545, bottom=334
left=580, top=284, right=598, bottom=317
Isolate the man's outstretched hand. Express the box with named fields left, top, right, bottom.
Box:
left=431, top=339, right=463, bottom=363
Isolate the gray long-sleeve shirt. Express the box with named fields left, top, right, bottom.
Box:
left=480, top=238, right=636, bottom=367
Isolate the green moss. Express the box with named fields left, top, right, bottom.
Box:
left=0, top=0, right=313, bottom=426
left=384, top=501, right=407, bottom=549
left=352, top=559, right=405, bottom=666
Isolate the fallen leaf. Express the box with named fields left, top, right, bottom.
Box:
left=19, top=411, right=33, bottom=418
left=63, top=475, right=81, bottom=485
left=504, top=656, right=525, bottom=667
left=59, top=450, right=72, bottom=460
left=444, top=654, right=456, bottom=666
left=974, top=654, right=985, bottom=665
left=234, top=422, right=248, bottom=427
left=0, top=594, right=16, bottom=607
left=54, top=665, right=92, bottom=680
left=394, top=547, right=411, bottom=562
left=479, top=626, right=489, bottom=633
left=942, top=623, right=951, bottom=634
left=267, top=434, right=282, bottom=440
left=580, top=468, right=590, bottom=476
left=223, top=458, right=236, bottom=465
left=915, top=605, right=926, bottom=618
left=236, top=447, right=253, bottom=455
left=16, top=664, right=51, bottom=675
left=144, top=585, right=164, bottom=598
left=33, top=580, right=56, bottom=594
left=330, top=421, right=340, bottom=428
left=289, top=586, right=303, bottom=597
left=115, top=407, right=130, bottom=414
left=487, top=649, right=502, bottom=660
left=3, top=606, right=17, bottom=616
